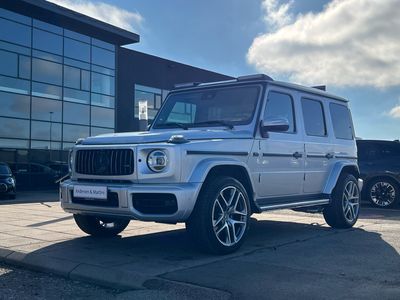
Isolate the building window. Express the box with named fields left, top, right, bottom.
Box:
left=134, top=84, right=168, bottom=121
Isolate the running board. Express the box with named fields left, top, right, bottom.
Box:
left=258, top=199, right=330, bottom=211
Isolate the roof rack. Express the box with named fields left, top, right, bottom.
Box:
left=237, top=74, right=273, bottom=82
left=174, top=82, right=202, bottom=89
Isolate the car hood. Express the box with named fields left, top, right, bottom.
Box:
left=0, top=174, right=11, bottom=179
left=81, top=129, right=253, bottom=145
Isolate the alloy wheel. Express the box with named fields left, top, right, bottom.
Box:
left=370, top=182, right=396, bottom=207
left=342, top=180, right=360, bottom=223
left=212, top=186, right=248, bottom=247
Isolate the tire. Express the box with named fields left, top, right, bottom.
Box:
left=186, top=176, right=251, bottom=254
left=323, top=173, right=360, bottom=229
left=73, top=214, right=130, bottom=237
left=367, top=178, right=399, bottom=208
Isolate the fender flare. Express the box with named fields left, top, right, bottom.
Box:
left=188, top=157, right=256, bottom=190
left=323, top=161, right=360, bottom=194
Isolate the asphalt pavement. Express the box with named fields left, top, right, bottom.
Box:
left=0, top=195, right=399, bottom=299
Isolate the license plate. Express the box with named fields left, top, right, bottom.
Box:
left=73, top=185, right=107, bottom=200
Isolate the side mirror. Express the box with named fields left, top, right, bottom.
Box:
left=260, top=118, right=290, bottom=138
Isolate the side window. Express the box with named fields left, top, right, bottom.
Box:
left=301, top=98, right=326, bottom=137
left=329, top=103, right=354, bottom=140
left=263, top=91, right=295, bottom=133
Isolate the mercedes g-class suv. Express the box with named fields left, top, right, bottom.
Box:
left=60, top=74, right=363, bottom=254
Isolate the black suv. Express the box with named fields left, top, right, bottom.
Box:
left=357, top=140, right=400, bottom=208
left=0, top=162, right=16, bottom=200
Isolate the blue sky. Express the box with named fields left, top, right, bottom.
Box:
left=50, top=0, right=399, bottom=140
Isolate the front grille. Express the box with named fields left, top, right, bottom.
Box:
left=75, top=149, right=134, bottom=176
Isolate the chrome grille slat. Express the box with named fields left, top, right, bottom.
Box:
left=75, top=149, right=134, bottom=176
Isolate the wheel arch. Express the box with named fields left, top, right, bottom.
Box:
left=191, top=161, right=258, bottom=213
left=323, top=162, right=360, bottom=195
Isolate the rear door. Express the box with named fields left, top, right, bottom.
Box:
left=302, top=97, right=335, bottom=194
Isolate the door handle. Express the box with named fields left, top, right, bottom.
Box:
left=325, top=153, right=334, bottom=159
left=293, top=152, right=303, bottom=159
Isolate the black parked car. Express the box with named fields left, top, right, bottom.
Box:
left=0, top=162, right=16, bottom=199
left=357, top=140, right=400, bottom=208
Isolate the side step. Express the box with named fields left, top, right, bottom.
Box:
left=258, top=199, right=330, bottom=212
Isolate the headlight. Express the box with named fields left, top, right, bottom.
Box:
left=147, top=150, right=168, bottom=172
left=7, top=177, right=15, bottom=185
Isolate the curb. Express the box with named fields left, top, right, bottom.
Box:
left=0, top=247, right=151, bottom=290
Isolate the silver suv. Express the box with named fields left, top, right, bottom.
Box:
left=60, top=74, right=363, bottom=254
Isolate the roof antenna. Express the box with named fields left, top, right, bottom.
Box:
left=312, top=85, right=326, bottom=91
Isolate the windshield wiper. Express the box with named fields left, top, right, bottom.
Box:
left=191, top=120, right=234, bottom=129
left=158, top=122, right=189, bottom=130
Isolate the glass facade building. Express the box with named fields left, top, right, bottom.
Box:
left=0, top=8, right=116, bottom=151
left=0, top=1, right=231, bottom=190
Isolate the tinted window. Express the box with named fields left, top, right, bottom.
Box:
left=63, top=102, right=90, bottom=125
left=64, top=38, right=90, bottom=62
left=63, top=88, right=90, bottom=104
left=0, top=75, right=30, bottom=95
left=31, top=121, right=62, bottom=141
left=91, top=93, right=114, bottom=108
left=91, top=46, right=115, bottom=69
left=32, top=58, right=62, bottom=85
left=32, top=82, right=61, bottom=100
left=33, top=29, right=62, bottom=55
left=264, top=91, right=295, bottom=133
left=19, top=55, right=31, bottom=79
left=91, top=127, right=114, bottom=136
left=91, top=72, right=114, bottom=96
left=0, top=91, right=30, bottom=119
left=63, top=124, right=89, bottom=142
left=0, top=49, right=18, bottom=77
left=91, top=106, right=114, bottom=128
left=0, top=117, right=30, bottom=139
left=0, top=18, right=31, bottom=47
left=33, top=19, right=62, bottom=34
left=31, top=97, right=62, bottom=122
left=64, top=29, right=90, bottom=43
left=64, top=65, right=80, bottom=89
left=330, top=103, right=354, bottom=140
left=302, top=98, right=326, bottom=137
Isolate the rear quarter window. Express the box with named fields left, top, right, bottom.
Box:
left=329, top=103, right=354, bottom=140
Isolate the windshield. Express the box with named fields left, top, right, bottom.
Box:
left=0, top=165, right=11, bottom=175
left=152, top=85, right=261, bottom=129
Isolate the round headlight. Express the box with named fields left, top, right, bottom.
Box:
left=7, top=177, right=15, bottom=185
left=147, top=150, right=168, bottom=172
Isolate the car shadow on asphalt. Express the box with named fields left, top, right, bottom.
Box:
left=25, top=210, right=400, bottom=283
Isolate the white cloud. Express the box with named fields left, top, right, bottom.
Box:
left=47, top=0, right=143, bottom=32
left=247, top=0, right=400, bottom=88
left=262, top=0, right=293, bottom=29
left=389, top=105, right=400, bottom=118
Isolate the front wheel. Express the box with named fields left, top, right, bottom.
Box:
left=73, top=214, right=130, bottom=237
left=323, top=173, right=360, bottom=229
left=186, top=177, right=251, bottom=254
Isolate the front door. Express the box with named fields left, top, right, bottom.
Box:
left=252, top=89, right=305, bottom=198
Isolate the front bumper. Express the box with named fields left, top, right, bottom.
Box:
left=60, top=180, right=202, bottom=222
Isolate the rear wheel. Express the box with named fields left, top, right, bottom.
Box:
left=186, top=177, right=251, bottom=254
left=323, top=173, right=360, bottom=228
left=367, top=178, right=399, bottom=208
left=73, top=214, right=130, bottom=237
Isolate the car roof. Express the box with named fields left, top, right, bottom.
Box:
left=171, top=74, right=348, bottom=103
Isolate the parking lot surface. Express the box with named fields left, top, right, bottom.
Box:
left=0, top=199, right=399, bottom=299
